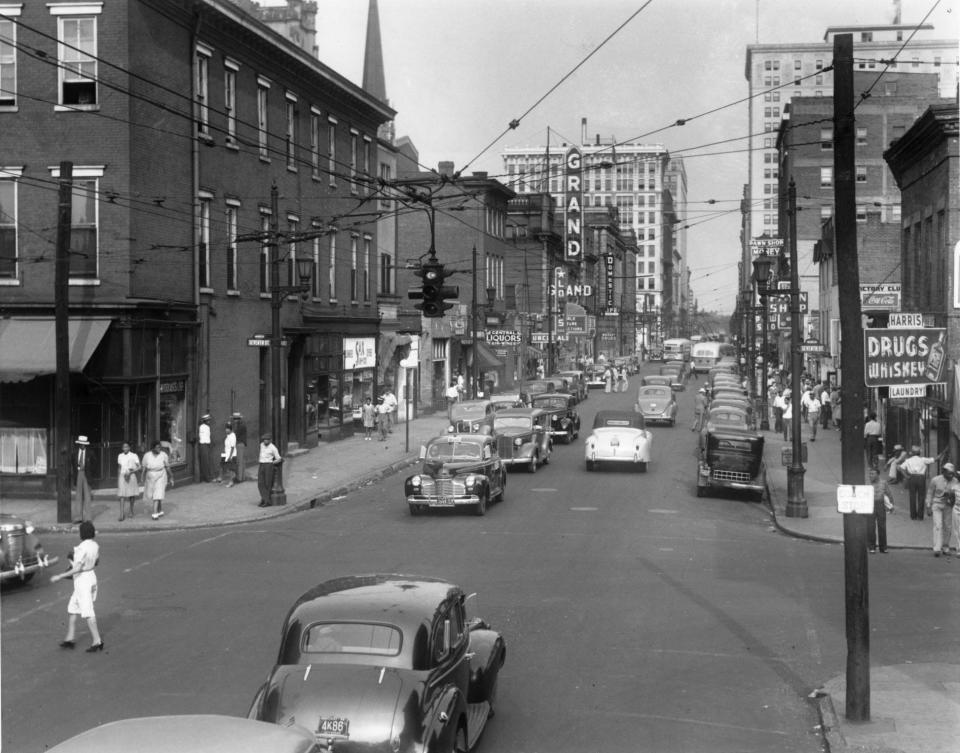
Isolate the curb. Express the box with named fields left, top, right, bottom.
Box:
left=811, top=690, right=845, bottom=753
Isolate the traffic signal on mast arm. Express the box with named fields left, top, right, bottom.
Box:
left=409, top=259, right=459, bottom=318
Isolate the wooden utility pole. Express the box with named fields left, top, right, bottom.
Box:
left=834, top=32, right=870, bottom=723
left=55, top=162, right=73, bottom=524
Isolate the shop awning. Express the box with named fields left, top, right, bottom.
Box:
left=471, top=340, right=504, bottom=370
left=0, top=317, right=111, bottom=382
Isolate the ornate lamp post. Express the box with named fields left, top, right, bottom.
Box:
left=752, top=255, right=774, bottom=431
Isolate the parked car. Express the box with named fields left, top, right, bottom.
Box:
left=647, top=346, right=664, bottom=362
left=494, top=407, right=552, bottom=472
left=47, top=715, right=318, bottom=753
left=448, top=399, right=495, bottom=435
left=697, top=419, right=766, bottom=500
left=641, top=374, right=673, bottom=389
left=490, top=393, right=526, bottom=412
left=530, top=392, right=581, bottom=444
left=0, top=514, right=58, bottom=584
left=558, top=370, right=589, bottom=401
left=584, top=410, right=653, bottom=472
left=248, top=574, right=506, bottom=753
left=659, top=364, right=687, bottom=391
left=404, top=433, right=506, bottom=515
left=524, top=379, right=558, bottom=398
left=710, top=396, right=755, bottom=427
left=635, top=385, right=677, bottom=426
left=702, top=405, right=752, bottom=434
left=585, top=369, right=607, bottom=389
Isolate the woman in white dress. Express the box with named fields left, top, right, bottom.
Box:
left=117, top=442, right=140, bottom=521
left=51, top=521, right=103, bottom=652
left=141, top=439, right=173, bottom=520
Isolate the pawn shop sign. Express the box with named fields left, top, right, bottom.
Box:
left=837, top=485, right=874, bottom=514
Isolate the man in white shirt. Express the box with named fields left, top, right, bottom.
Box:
left=257, top=433, right=282, bottom=507
left=446, top=381, right=460, bottom=420
left=220, top=424, right=237, bottom=487
left=382, top=389, right=398, bottom=433
left=198, top=413, right=213, bottom=482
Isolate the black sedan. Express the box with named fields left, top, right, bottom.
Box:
left=249, top=574, right=506, bottom=753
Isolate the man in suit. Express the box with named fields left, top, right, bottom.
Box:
left=72, top=435, right=93, bottom=522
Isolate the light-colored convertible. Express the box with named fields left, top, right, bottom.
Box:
left=584, top=410, right=653, bottom=472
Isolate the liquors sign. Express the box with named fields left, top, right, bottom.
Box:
left=564, top=147, right=582, bottom=262
left=863, top=327, right=946, bottom=387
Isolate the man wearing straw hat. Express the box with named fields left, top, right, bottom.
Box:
left=72, top=435, right=93, bottom=523
left=197, top=411, right=213, bottom=482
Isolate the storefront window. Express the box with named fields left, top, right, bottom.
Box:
left=159, top=380, right=186, bottom=464
left=0, top=428, right=48, bottom=474
left=349, top=369, right=375, bottom=422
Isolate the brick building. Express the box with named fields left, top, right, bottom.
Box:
left=0, top=0, right=391, bottom=495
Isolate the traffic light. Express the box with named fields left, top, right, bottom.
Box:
left=409, top=259, right=459, bottom=318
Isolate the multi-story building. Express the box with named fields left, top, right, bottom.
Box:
left=501, top=118, right=684, bottom=348
left=0, top=0, right=391, bottom=495
left=743, top=20, right=958, bottom=291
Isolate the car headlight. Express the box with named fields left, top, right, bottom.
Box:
left=551, top=415, right=558, bottom=422
left=464, top=474, right=477, bottom=487
left=513, top=437, right=523, bottom=447
left=24, top=522, right=35, bottom=534
left=410, top=475, right=422, bottom=487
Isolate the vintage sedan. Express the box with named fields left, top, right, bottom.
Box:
left=697, top=420, right=766, bottom=500
left=659, top=364, right=687, bottom=391
left=489, top=393, right=526, bottom=412
left=584, top=410, right=653, bottom=472
left=248, top=575, right=506, bottom=753
left=585, top=369, right=607, bottom=390
left=493, top=407, right=552, bottom=472
left=635, top=385, right=677, bottom=426
left=530, top=392, right=581, bottom=444
left=0, top=514, right=58, bottom=584
left=405, top=433, right=506, bottom=516
left=557, top=370, right=589, bottom=401
left=641, top=374, right=673, bottom=389
left=47, top=715, right=318, bottom=753
left=448, top=400, right=495, bottom=435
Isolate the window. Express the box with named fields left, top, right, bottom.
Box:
left=287, top=216, right=299, bottom=287
left=820, top=127, right=833, bottom=150
left=856, top=165, right=867, bottom=182
left=815, top=75, right=823, bottom=85
left=327, top=117, right=337, bottom=187
left=349, top=130, right=358, bottom=194
left=821, top=205, right=832, bottom=219
left=764, top=60, right=772, bottom=71
left=257, top=77, right=270, bottom=160
left=259, top=210, right=270, bottom=294
left=0, top=171, right=19, bottom=278
left=380, top=251, right=393, bottom=295
left=226, top=202, right=239, bottom=291
left=860, top=32, right=873, bottom=42
left=363, top=235, right=371, bottom=302
left=310, top=228, right=321, bottom=299
left=911, top=56, right=919, bottom=68
left=820, top=167, right=833, bottom=187
left=934, top=56, right=941, bottom=68
left=0, top=13, right=18, bottom=107
left=763, top=137, right=772, bottom=147
left=310, top=108, right=321, bottom=179
left=772, top=61, right=780, bottom=70
left=285, top=92, right=297, bottom=171
left=362, top=137, right=371, bottom=196
left=328, top=232, right=337, bottom=301
left=379, top=161, right=392, bottom=210
left=53, top=7, right=100, bottom=106
left=856, top=205, right=867, bottom=223
left=794, top=59, right=801, bottom=70
left=816, top=59, right=823, bottom=70
left=224, top=60, right=238, bottom=146
left=198, top=193, right=212, bottom=289
left=350, top=234, right=358, bottom=301
left=195, top=45, right=210, bottom=137
left=71, top=179, right=98, bottom=277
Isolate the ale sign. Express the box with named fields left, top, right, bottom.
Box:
left=863, top=327, right=946, bottom=387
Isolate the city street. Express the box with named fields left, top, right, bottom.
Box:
left=2, top=371, right=957, bottom=752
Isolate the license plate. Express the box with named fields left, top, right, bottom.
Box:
left=435, top=496, right=455, bottom=506
left=609, top=436, right=619, bottom=447
left=318, top=717, right=349, bottom=737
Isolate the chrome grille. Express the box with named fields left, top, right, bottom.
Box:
left=428, top=478, right=462, bottom=497
left=712, top=468, right=752, bottom=484
left=2, top=530, right=25, bottom=564
left=497, top=436, right=515, bottom=458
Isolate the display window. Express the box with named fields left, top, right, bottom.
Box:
left=159, top=380, right=186, bottom=464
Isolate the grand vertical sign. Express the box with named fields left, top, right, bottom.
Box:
left=564, top=147, right=582, bottom=263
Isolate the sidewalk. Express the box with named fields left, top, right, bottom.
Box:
left=0, top=412, right=451, bottom=534
left=761, top=418, right=960, bottom=753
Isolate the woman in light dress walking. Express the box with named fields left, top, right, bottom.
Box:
left=142, top=439, right=173, bottom=520
left=51, top=520, right=104, bottom=652
left=116, top=441, right=140, bottom=521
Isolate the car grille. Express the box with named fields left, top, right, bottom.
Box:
left=425, top=478, right=463, bottom=497
left=496, top=436, right=515, bottom=458
left=1, top=529, right=27, bottom=565
left=712, top=468, right=753, bottom=484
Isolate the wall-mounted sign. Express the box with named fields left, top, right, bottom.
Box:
left=344, top=336, right=376, bottom=370
left=564, top=147, right=582, bottom=262
left=604, top=254, right=615, bottom=311
left=750, top=237, right=784, bottom=256
left=863, top=327, right=946, bottom=387
left=860, top=283, right=901, bottom=311
left=486, top=330, right=522, bottom=345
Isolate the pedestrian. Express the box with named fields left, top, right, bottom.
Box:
left=819, top=382, right=832, bottom=428
left=900, top=445, right=937, bottom=520
left=830, top=386, right=841, bottom=429
left=116, top=441, right=140, bottom=521
left=376, top=397, right=389, bottom=441
left=805, top=389, right=821, bottom=441
left=360, top=396, right=376, bottom=439
left=925, top=462, right=959, bottom=557
left=456, top=371, right=465, bottom=398
left=72, top=435, right=93, bottom=524
left=445, top=380, right=459, bottom=420
left=257, top=433, right=282, bottom=508
left=691, top=387, right=708, bottom=432
left=197, top=412, right=213, bottom=482
left=772, top=387, right=785, bottom=434
left=800, top=384, right=811, bottom=424
left=604, top=367, right=613, bottom=393
left=382, top=388, right=398, bottom=432
left=863, top=412, right=883, bottom=468
left=885, top=444, right=907, bottom=485
left=867, top=467, right=893, bottom=553
left=220, top=423, right=236, bottom=487
left=51, top=520, right=103, bottom=652
left=232, top=411, right=247, bottom=483
left=142, top=439, right=173, bottom=520
left=781, top=391, right=793, bottom=442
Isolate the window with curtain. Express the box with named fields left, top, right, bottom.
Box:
left=0, top=428, right=48, bottom=474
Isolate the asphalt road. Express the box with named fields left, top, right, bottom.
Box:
left=3, top=366, right=957, bottom=752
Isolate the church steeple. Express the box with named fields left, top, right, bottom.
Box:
left=362, top=0, right=393, bottom=142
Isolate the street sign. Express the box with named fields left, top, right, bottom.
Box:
left=837, top=485, right=874, bottom=514
left=798, top=340, right=825, bottom=354
left=485, top=329, right=522, bottom=345
left=248, top=335, right=289, bottom=347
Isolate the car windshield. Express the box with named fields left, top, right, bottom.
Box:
left=303, top=622, right=402, bottom=656
left=494, top=417, right=532, bottom=430
left=638, top=387, right=670, bottom=399
left=427, top=439, right=483, bottom=460
left=533, top=397, right=568, bottom=409
left=451, top=404, right=487, bottom=417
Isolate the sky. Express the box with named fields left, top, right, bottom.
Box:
left=266, top=0, right=957, bottom=314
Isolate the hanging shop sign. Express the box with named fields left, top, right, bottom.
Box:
left=344, top=336, right=376, bottom=370
left=564, top=147, right=583, bottom=262
left=604, top=254, right=616, bottom=314
left=750, top=237, right=783, bottom=256
left=863, top=327, right=946, bottom=387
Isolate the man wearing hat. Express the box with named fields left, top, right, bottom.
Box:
left=72, top=435, right=93, bottom=523
left=925, top=461, right=959, bottom=556
left=198, top=412, right=213, bottom=482
left=257, top=433, right=282, bottom=507
left=900, top=445, right=937, bottom=520
left=231, top=411, right=248, bottom=484
left=691, top=388, right=708, bottom=432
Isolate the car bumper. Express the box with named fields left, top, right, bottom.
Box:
left=698, top=463, right=764, bottom=492
left=641, top=413, right=673, bottom=424
left=407, top=494, right=481, bottom=508
left=586, top=450, right=648, bottom=463
left=0, top=553, right=59, bottom=581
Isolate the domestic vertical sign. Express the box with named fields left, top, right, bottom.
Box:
left=564, top=147, right=582, bottom=263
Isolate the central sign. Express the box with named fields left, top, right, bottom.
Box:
left=486, top=330, right=522, bottom=345
left=564, top=147, right=582, bottom=262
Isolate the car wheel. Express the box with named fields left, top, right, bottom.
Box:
left=528, top=452, right=539, bottom=473
left=453, top=724, right=469, bottom=753
left=408, top=503, right=424, bottom=516
left=474, top=490, right=488, bottom=516
left=639, top=461, right=648, bottom=473
left=496, top=474, right=506, bottom=502
left=566, top=428, right=574, bottom=444
left=696, top=485, right=706, bottom=497
left=585, top=460, right=595, bottom=471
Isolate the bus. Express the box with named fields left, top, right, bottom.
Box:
left=663, top=338, right=693, bottom=363
left=691, top=341, right=736, bottom=373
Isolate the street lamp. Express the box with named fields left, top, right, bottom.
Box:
left=752, top=255, right=774, bottom=431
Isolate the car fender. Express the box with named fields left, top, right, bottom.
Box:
left=421, top=684, right=466, bottom=753
left=466, top=628, right=506, bottom=703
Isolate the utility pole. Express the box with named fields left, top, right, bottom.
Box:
left=55, top=162, right=73, bottom=524
left=786, top=180, right=807, bottom=517
left=834, top=32, right=870, bottom=723
left=471, top=244, right=479, bottom=398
